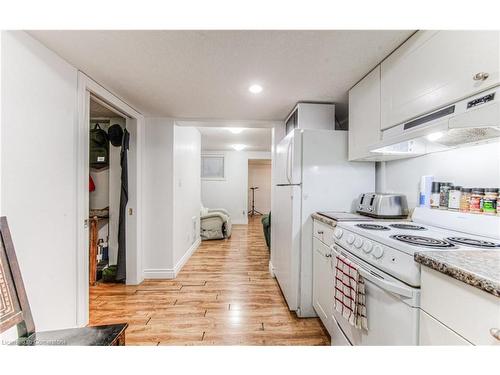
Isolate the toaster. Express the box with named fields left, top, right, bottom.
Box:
left=356, top=193, right=409, bottom=218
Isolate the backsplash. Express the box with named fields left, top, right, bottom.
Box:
left=376, top=141, right=500, bottom=209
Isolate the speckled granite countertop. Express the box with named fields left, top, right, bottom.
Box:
left=311, top=212, right=337, bottom=227
left=415, top=251, right=500, bottom=297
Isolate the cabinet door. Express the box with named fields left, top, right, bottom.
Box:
left=348, top=66, right=381, bottom=160
left=419, top=310, right=471, bottom=346
left=312, top=238, right=333, bottom=334
left=381, top=31, right=500, bottom=130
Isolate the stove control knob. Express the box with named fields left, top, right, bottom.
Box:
left=372, top=245, right=384, bottom=259
left=346, top=234, right=355, bottom=244
left=354, top=238, right=363, bottom=248
left=362, top=241, right=373, bottom=253
left=333, top=228, right=343, bottom=239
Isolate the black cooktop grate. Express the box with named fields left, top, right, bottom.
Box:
left=446, top=237, right=500, bottom=249
left=389, top=224, right=427, bottom=231
left=356, top=224, right=390, bottom=231
left=390, top=234, right=456, bottom=248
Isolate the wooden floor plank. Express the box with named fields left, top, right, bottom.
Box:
left=89, top=216, right=330, bottom=345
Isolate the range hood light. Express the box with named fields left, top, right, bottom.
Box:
left=426, top=132, right=444, bottom=142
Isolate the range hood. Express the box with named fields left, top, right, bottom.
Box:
left=369, top=86, right=500, bottom=160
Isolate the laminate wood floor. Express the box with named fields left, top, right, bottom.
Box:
left=89, top=216, right=330, bottom=345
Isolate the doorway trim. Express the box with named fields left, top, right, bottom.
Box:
left=76, top=72, right=145, bottom=326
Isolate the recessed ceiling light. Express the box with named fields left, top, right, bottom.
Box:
left=426, top=132, right=444, bottom=142
left=232, top=144, right=246, bottom=151
left=228, top=128, right=244, bottom=134
left=248, top=84, right=263, bottom=94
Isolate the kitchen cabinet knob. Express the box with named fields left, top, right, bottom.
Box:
left=490, top=328, right=500, bottom=341
left=317, top=230, right=324, bottom=235
left=325, top=253, right=332, bottom=258
left=473, top=72, right=489, bottom=81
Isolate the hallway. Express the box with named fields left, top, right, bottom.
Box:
left=90, top=216, right=330, bottom=345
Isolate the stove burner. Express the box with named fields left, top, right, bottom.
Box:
left=446, top=237, right=500, bottom=249
left=390, top=235, right=456, bottom=248
left=356, top=224, right=390, bottom=231
left=389, top=224, right=427, bottom=231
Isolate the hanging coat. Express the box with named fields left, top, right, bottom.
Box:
left=116, top=129, right=129, bottom=282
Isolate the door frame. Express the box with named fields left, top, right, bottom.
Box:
left=76, top=72, right=145, bottom=326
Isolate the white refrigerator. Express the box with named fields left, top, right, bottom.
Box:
left=272, top=129, right=374, bottom=317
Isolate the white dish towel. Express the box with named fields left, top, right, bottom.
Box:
left=334, top=254, right=368, bottom=330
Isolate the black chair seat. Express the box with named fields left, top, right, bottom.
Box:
left=14, top=323, right=128, bottom=346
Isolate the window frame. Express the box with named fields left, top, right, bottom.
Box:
left=201, top=153, right=226, bottom=181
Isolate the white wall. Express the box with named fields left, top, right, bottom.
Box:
left=379, top=142, right=500, bottom=209
left=142, top=119, right=202, bottom=278
left=142, top=118, right=175, bottom=276
left=201, top=150, right=271, bottom=224
left=1, top=31, right=78, bottom=330
left=248, top=160, right=272, bottom=214
left=173, top=125, right=201, bottom=268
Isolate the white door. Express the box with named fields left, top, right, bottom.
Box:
left=381, top=30, right=500, bottom=129
left=312, top=238, right=334, bottom=334
left=273, top=184, right=301, bottom=311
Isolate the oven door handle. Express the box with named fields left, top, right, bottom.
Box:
left=330, top=245, right=414, bottom=299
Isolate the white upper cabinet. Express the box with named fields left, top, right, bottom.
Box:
left=381, top=31, right=500, bottom=130
left=348, top=66, right=381, bottom=160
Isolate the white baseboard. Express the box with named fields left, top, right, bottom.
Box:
left=269, top=260, right=275, bottom=278
left=143, top=237, right=201, bottom=280
left=143, top=268, right=176, bottom=279
left=173, top=237, right=201, bottom=276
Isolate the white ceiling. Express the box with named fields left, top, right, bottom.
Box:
left=29, top=30, right=414, bottom=122
left=198, top=127, right=272, bottom=152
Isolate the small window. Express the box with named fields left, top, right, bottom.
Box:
left=201, top=154, right=225, bottom=180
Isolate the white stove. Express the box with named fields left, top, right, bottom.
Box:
left=329, top=207, right=500, bottom=346
left=334, top=209, right=500, bottom=287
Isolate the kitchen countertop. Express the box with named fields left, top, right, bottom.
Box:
left=414, top=250, right=500, bottom=297
left=311, top=212, right=338, bottom=227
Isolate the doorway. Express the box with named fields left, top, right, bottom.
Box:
left=248, top=159, right=272, bottom=217
left=88, top=98, right=126, bottom=286
left=77, top=73, right=144, bottom=326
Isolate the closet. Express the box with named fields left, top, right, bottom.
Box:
left=89, top=97, right=127, bottom=285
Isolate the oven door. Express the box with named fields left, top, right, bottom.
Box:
left=330, top=243, right=420, bottom=346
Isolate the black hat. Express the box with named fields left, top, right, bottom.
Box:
left=108, top=124, right=124, bottom=147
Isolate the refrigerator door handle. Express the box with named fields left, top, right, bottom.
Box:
left=286, top=140, right=292, bottom=183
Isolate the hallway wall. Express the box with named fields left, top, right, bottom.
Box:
left=1, top=31, right=79, bottom=331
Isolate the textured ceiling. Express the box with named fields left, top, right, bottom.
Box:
left=198, top=127, right=272, bottom=152
left=30, top=30, right=414, bottom=122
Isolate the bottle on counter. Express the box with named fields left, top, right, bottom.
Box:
left=469, top=188, right=485, bottom=214
left=448, top=186, right=461, bottom=211
left=497, top=194, right=500, bottom=216
left=482, top=188, right=498, bottom=215
left=419, top=175, right=434, bottom=208
left=439, top=182, right=452, bottom=210
left=459, top=188, right=472, bottom=213
left=430, top=182, right=441, bottom=209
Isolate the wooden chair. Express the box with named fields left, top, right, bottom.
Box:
left=0, top=216, right=127, bottom=345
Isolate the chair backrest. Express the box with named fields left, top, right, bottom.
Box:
left=0, top=216, right=35, bottom=338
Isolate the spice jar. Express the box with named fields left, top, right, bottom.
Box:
left=482, top=188, right=498, bottom=215
left=448, top=186, right=461, bottom=211
left=439, top=183, right=452, bottom=210
left=497, top=195, right=500, bottom=216
left=469, top=188, right=484, bottom=214
left=459, top=188, right=472, bottom=213
left=430, top=182, right=441, bottom=209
